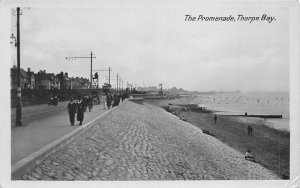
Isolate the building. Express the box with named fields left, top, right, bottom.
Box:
left=10, top=66, right=33, bottom=89
left=69, top=77, right=90, bottom=89
left=35, top=70, right=59, bottom=90
left=56, top=72, right=70, bottom=90
left=26, top=68, right=35, bottom=89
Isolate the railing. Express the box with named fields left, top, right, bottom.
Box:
left=11, top=88, right=103, bottom=107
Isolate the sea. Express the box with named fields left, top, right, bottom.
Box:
left=190, top=91, right=290, bottom=132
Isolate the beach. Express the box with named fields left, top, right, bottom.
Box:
left=179, top=111, right=289, bottom=178
left=146, top=93, right=290, bottom=178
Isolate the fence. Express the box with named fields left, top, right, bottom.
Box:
left=11, top=88, right=102, bottom=107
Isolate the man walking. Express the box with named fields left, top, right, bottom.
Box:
left=247, top=125, right=253, bottom=136
left=214, top=115, right=217, bottom=124
left=102, top=94, right=107, bottom=110
left=106, top=93, right=112, bottom=109
left=250, top=125, right=253, bottom=136
left=112, top=93, right=120, bottom=107
left=67, top=98, right=77, bottom=126
left=77, top=96, right=85, bottom=125
left=247, top=125, right=251, bottom=135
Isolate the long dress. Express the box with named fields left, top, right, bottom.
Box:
left=106, top=94, right=112, bottom=108
left=77, top=100, right=85, bottom=122
left=67, top=102, right=77, bottom=124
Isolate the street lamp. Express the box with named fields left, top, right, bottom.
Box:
left=10, top=33, right=17, bottom=46
left=11, top=7, right=22, bottom=126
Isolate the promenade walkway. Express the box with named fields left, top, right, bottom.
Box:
left=19, top=101, right=278, bottom=180
left=12, top=103, right=107, bottom=164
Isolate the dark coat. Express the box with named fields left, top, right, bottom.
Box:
left=106, top=94, right=112, bottom=107
left=67, top=102, right=77, bottom=114
left=112, top=96, right=120, bottom=107
left=77, top=101, right=85, bottom=121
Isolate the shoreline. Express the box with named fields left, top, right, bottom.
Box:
left=145, top=99, right=289, bottom=179
left=178, top=109, right=289, bottom=178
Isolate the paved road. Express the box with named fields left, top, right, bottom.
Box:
left=11, top=101, right=108, bottom=164
left=11, top=101, right=69, bottom=128
left=21, top=101, right=278, bottom=180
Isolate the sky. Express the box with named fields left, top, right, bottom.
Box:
left=9, top=1, right=290, bottom=92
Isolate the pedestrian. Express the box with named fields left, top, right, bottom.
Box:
left=112, top=93, right=120, bottom=107
left=214, top=115, right=217, bottom=124
left=250, top=125, right=253, bottom=136
left=87, top=95, right=93, bottom=112
left=247, top=125, right=251, bottom=135
left=102, top=94, right=107, bottom=109
left=106, top=93, right=112, bottom=109
left=76, top=96, right=85, bottom=125
left=67, top=97, right=77, bottom=126
left=121, top=93, right=126, bottom=102
left=244, top=149, right=255, bottom=161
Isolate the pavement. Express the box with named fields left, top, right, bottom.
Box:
left=19, top=101, right=278, bottom=180
left=11, top=101, right=108, bottom=164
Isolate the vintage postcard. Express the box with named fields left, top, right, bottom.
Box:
left=0, top=0, right=299, bottom=188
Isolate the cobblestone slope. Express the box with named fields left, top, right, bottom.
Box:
left=21, top=101, right=278, bottom=180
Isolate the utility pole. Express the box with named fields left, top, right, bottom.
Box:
left=122, top=80, right=124, bottom=91
left=93, top=66, right=112, bottom=89
left=90, top=51, right=92, bottom=91
left=120, top=77, right=122, bottom=91
left=117, top=74, right=118, bottom=92
left=15, top=7, right=22, bottom=126
left=109, top=67, right=111, bottom=86
left=66, top=51, right=96, bottom=95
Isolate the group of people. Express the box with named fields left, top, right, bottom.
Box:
left=67, top=97, right=87, bottom=126
left=103, top=92, right=127, bottom=109
left=244, top=149, right=257, bottom=162
left=247, top=125, right=254, bottom=136
left=67, top=93, right=128, bottom=126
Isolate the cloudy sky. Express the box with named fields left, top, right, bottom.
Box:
left=9, top=1, right=289, bottom=92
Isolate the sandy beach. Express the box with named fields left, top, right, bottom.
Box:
left=146, top=97, right=289, bottom=178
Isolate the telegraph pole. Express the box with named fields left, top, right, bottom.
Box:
left=15, top=7, right=22, bottom=126
left=90, top=51, right=92, bottom=91
left=109, top=67, right=111, bottom=86
left=66, top=51, right=96, bottom=95
left=117, top=74, right=118, bottom=91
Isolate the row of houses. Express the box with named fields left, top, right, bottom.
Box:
left=10, top=66, right=90, bottom=90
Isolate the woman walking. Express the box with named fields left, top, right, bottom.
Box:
left=77, top=96, right=85, bottom=125
left=67, top=97, right=77, bottom=126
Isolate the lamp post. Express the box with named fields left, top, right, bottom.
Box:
left=11, top=7, right=22, bottom=126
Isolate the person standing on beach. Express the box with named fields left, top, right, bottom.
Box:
left=247, top=125, right=251, bottom=135
left=67, top=98, right=77, bottom=126
left=250, top=126, right=253, bottom=136
left=247, top=125, right=253, bottom=136
left=245, top=150, right=255, bottom=161
left=214, top=115, right=217, bottom=124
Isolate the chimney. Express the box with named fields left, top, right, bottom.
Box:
left=65, top=73, right=68, bottom=77
left=27, top=67, right=31, bottom=72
